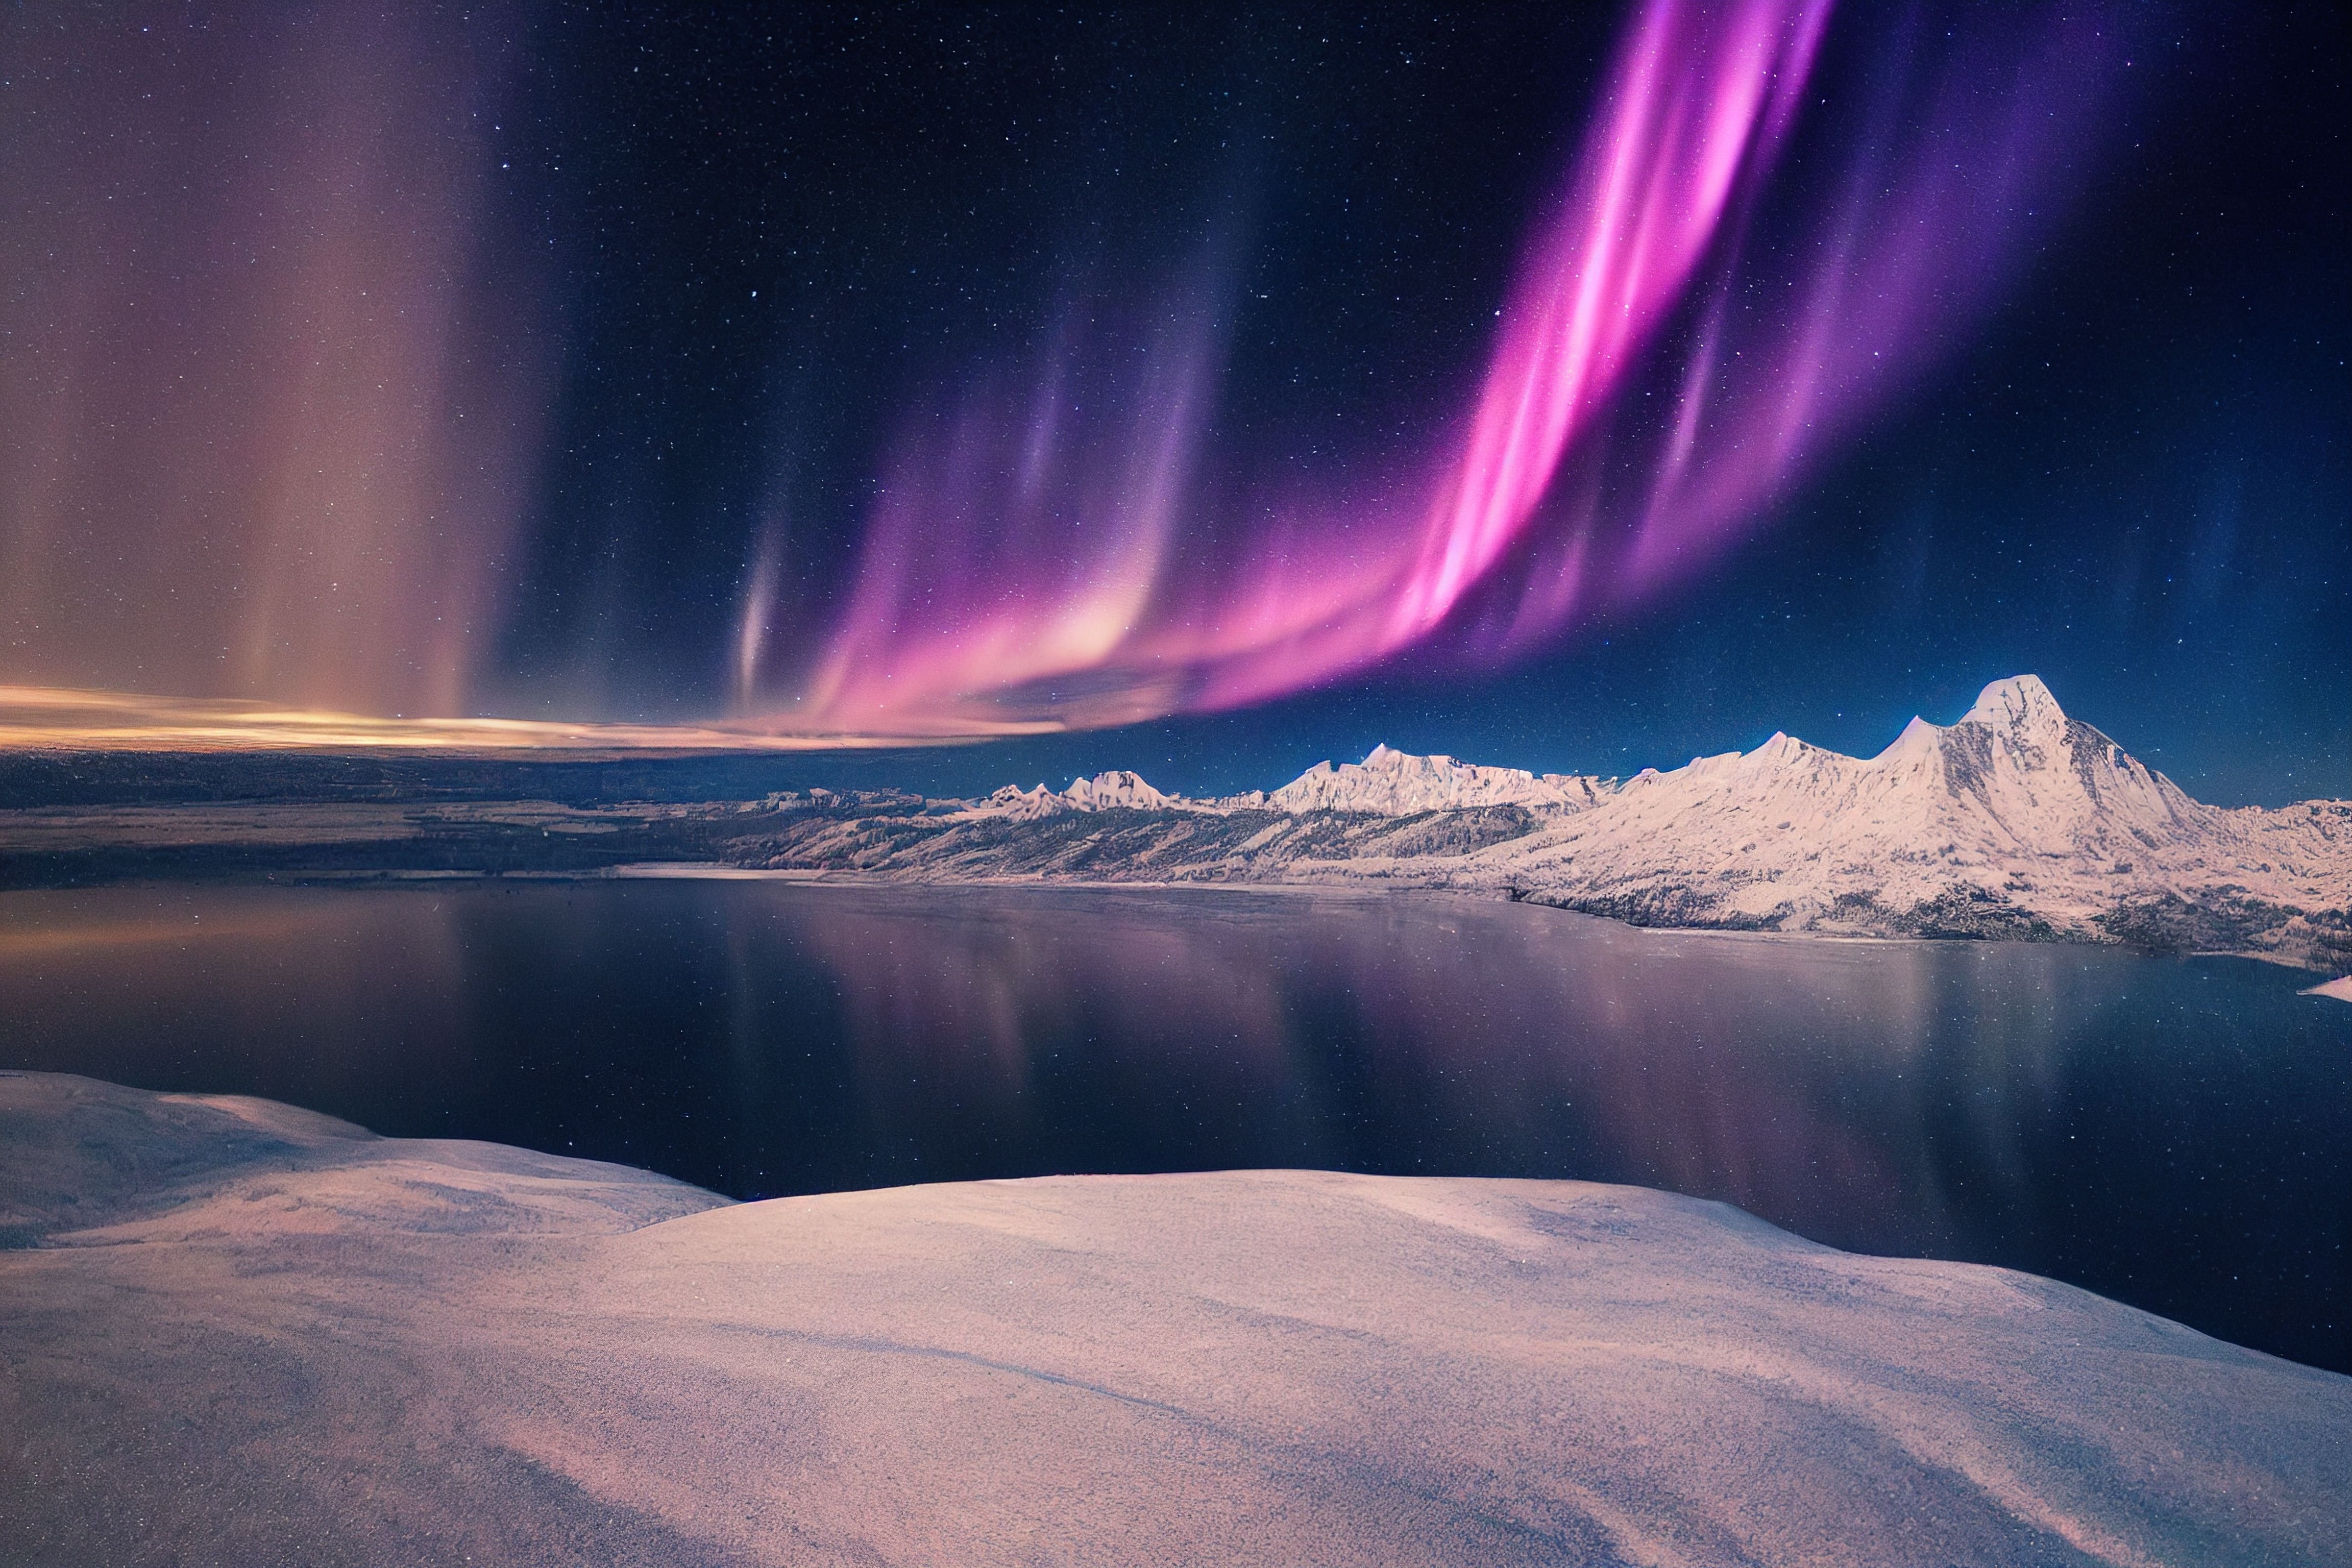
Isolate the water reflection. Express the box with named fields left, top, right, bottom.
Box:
left=2, top=880, right=2344, bottom=1370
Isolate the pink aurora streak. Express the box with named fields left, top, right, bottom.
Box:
left=780, top=0, right=2109, bottom=738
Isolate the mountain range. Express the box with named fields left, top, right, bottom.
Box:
left=741, top=676, right=2352, bottom=971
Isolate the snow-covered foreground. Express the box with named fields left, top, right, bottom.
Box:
left=740, top=676, right=2352, bottom=971
left=3, top=1070, right=2346, bottom=1566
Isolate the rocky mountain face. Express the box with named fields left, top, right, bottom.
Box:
left=729, top=676, right=2351, bottom=970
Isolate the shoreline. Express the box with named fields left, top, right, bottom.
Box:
left=6, top=857, right=2344, bottom=981
left=607, top=862, right=2352, bottom=975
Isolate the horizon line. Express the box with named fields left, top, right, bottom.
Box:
left=0, top=685, right=1046, bottom=756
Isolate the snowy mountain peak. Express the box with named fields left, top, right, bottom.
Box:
left=967, top=673, right=2191, bottom=845
left=1260, top=746, right=1595, bottom=815
left=1063, top=770, right=1179, bottom=811
left=820, top=674, right=2348, bottom=973
left=1450, top=672, right=2270, bottom=935
left=1961, top=674, right=2067, bottom=736
left=979, top=783, right=1068, bottom=820
left=1874, top=715, right=1943, bottom=763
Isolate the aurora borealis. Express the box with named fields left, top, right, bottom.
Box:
left=1, top=2, right=2344, bottom=800
left=796, top=0, right=2120, bottom=736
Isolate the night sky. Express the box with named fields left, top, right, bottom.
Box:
left=1, top=2, right=2344, bottom=803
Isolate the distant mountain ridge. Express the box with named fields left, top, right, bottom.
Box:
left=9, top=676, right=2337, bottom=970
left=737, top=675, right=2350, bottom=971
left=969, top=743, right=1611, bottom=818
left=1240, top=744, right=1614, bottom=815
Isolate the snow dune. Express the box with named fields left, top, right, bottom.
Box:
left=4, top=1070, right=2346, bottom=1565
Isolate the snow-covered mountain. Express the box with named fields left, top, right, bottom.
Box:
left=970, top=746, right=1609, bottom=818
left=740, top=676, right=2350, bottom=970
left=1449, top=675, right=2349, bottom=961
left=1062, top=770, right=1184, bottom=812
left=981, top=771, right=1188, bottom=818
left=1219, top=744, right=1613, bottom=815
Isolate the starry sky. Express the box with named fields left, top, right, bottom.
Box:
left=1, top=2, right=2344, bottom=803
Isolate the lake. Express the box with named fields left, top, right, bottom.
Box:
left=2, top=877, right=2345, bottom=1372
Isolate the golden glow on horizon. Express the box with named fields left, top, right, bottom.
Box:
left=0, top=686, right=1059, bottom=753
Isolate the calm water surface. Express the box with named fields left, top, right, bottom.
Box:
left=2, top=878, right=2345, bottom=1371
